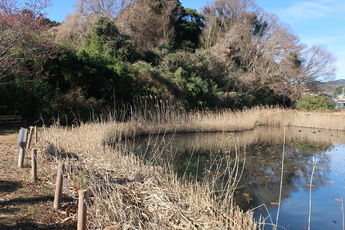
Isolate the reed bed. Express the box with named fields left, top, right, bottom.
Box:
left=37, top=122, right=256, bottom=229
left=258, top=107, right=345, bottom=130
left=35, top=105, right=345, bottom=229
left=103, top=106, right=345, bottom=140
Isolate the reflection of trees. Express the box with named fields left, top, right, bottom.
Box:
left=123, top=127, right=336, bottom=212
left=287, top=141, right=332, bottom=192
left=234, top=140, right=333, bottom=211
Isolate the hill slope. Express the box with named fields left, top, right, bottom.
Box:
left=320, top=79, right=345, bottom=95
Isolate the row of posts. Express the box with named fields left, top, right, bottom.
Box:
left=17, top=127, right=88, bottom=230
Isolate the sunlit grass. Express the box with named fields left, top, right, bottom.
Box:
left=258, top=107, right=345, bottom=130
left=38, top=123, right=256, bottom=229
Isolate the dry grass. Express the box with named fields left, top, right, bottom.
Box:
left=258, top=107, right=345, bottom=130
left=37, top=122, right=256, bottom=229
left=33, top=106, right=345, bottom=229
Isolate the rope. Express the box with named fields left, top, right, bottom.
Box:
left=28, top=128, right=102, bottom=229
left=33, top=153, right=53, bottom=178
left=62, top=175, right=78, bottom=200
left=84, top=200, right=102, bottom=230
left=62, top=167, right=102, bottom=229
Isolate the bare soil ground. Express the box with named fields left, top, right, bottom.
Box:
left=0, top=128, right=77, bottom=229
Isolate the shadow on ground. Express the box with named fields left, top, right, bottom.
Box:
left=0, top=181, right=22, bottom=193
left=0, top=195, right=54, bottom=207
left=0, top=195, right=77, bottom=230
left=0, top=220, right=76, bottom=230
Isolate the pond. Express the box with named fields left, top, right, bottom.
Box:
left=122, top=126, right=345, bottom=230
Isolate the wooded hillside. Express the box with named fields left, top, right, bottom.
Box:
left=0, top=0, right=337, bottom=123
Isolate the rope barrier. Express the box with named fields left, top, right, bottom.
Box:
left=19, top=127, right=103, bottom=229
left=62, top=175, right=79, bottom=200
left=33, top=153, right=53, bottom=178
left=85, top=200, right=102, bottom=230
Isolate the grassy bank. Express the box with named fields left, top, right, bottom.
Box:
left=102, top=106, right=345, bottom=139
left=34, top=107, right=345, bottom=229
left=38, top=124, right=255, bottom=229
left=258, top=107, right=345, bottom=130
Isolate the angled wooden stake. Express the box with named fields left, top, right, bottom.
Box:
left=34, top=126, right=38, bottom=143
left=53, top=162, right=64, bottom=209
left=77, top=189, right=88, bottom=230
left=26, top=126, right=34, bottom=149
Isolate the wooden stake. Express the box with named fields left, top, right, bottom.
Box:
left=26, top=126, right=33, bottom=149
left=77, top=189, right=88, bottom=230
left=53, top=162, right=64, bottom=209
left=34, top=126, right=38, bottom=143
left=18, top=143, right=25, bottom=168
left=31, top=149, right=38, bottom=181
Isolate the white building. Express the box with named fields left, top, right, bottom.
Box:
left=334, top=88, right=345, bottom=110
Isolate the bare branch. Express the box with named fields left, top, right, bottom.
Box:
left=0, top=0, right=55, bottom=77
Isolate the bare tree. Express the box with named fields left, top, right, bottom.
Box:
left=115, top=0, right=182, bottom=50
left=75, top=0, right=135, bottom=18
left=301, top=45, right=337, bottom=83
left=275, top=45, right=337, bottom=101
left=54, top=12, right=98, bottom=48
left=0, top=0, right=54, bottom=79
left=201, top=0, right=336, bottom=102
left=54, top=0, right=135, bottom=48
left=200, top=0, right=258, bottom=49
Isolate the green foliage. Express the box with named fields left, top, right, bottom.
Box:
left=334, top=86, right=345, bottom=97
left=149, top=2, right=163, bottom=15
left=296, top=95, right=335, bottom=111
left=84, top=17, right=137, bottom=61
left=174, top=8, right=204, bottom=51
left=2, top=1, right=330, bottom=122
left=159, top=51, right=224, bottom=108
left=131, top=61, right=167, bottom=95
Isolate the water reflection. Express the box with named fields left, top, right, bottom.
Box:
left=122, top=126, right=345, bottom=230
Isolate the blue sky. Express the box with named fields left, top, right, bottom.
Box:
left=46, top=0, right=345, bottom=80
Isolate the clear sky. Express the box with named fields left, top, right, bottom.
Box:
left=46, top=0, right=345, bottom=80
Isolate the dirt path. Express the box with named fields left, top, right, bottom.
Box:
left=0, top=128, right=77, bottom=229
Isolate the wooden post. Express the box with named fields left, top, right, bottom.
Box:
left=18, top=144, right=25, bottom=168
left=17, top=128, right=27, bottom=168
left=34, top=126, right=38, bottom=143
left=77, top=189, right=88, bottom=230
left=26, top=126, right=34, bottom=149
left=31, top=149, right=38, bottom=181
left=53, top=162, right=64, bottom=209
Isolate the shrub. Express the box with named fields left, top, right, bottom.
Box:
left=296, top=95, right=335, bottom=111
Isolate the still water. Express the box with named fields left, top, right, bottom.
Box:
left=123, top=126, right=345, bottom=229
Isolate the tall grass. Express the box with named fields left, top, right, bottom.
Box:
left=258, top=107, right=345, bottom=130
left=36, top=104, right=345, bottom=229
left=102, top=104, right=345, bottom=141
left=37, top=122, right=256, bottom=229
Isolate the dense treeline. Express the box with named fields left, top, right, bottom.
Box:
left=0, top=0, right=337, bottom=123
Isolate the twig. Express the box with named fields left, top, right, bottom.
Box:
left=308, top=157, right=317, bottom=230
left=275, top=115, right=286, bottom=230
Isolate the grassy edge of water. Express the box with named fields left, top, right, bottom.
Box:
left=30, top=107, right=345, bottom=229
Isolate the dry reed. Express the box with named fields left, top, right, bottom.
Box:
left=37, top=122, right=256, bottom=229
left=258, top=107, right=345, bottom=130
left=35, top=106, right=345, bottom=229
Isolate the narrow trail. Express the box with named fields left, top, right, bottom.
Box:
left=0, top=128, right=77, bottom=229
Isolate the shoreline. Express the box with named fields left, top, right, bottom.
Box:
left=2, top=108, right=345, bottom=229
